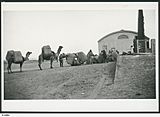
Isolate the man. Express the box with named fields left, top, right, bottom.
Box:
left=59, top=53, right=65, bottom=67
left=130, top=45, right=134, bottom=54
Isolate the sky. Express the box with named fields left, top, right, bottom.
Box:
left=2, top=3, right=157, bottom=60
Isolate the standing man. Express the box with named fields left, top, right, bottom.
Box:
left=130, top=45, right=134, bottom=54
left=59, top=53, right=65, bottom=67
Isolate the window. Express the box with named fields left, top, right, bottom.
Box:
left=118, top=35, right=129, bottom=39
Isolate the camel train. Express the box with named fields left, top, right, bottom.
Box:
left=5, top=45, right=118, bottom=73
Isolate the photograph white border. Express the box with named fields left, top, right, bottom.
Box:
left=1, top=2, right=159, bottom=112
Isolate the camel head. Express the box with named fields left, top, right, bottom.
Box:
left=59, top=46, right=63, bottom=49
left=57, top=46, right=63, bottom=55
left=25, top=51, right=32, bottom=61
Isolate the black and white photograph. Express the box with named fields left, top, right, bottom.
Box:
left=1, top=2, right=159, bottom=112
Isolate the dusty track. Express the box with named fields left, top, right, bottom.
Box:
left=4, top=61, right=116, bottom=99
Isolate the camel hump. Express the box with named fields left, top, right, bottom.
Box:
left=42, top=45, right=52, bottom=58
left=6, top=50, right=14, bottom=61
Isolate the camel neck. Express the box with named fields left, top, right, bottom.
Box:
left=24, top=54, right=30, bottom=61
left=24, top=57, right=28, bottom=61
left=57, top=48, right=62, bottom=55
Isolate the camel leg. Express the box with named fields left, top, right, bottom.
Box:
left=7, top=64, right=10, bottom=74
left=38, top=55, right=43, bottom=70
left=20, top=62, right=23, bottom=72
left=7, top=62, right=13, bottom=74
left=9, top=63, right=13, bottom=73
left=50, top=56, right=54, bottom=69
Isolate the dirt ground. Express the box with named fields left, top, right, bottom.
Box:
left=4, top=55, right=156, bottom=99
left=4, top=60, right=116, bottom=99
left=98, top=55, right=156, bottom=99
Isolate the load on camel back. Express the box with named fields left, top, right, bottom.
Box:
left=66, top=52, right=87, bottom=66
left=41, top=45, right=53, bottom=60
left=6, top=50, right=23, bottom=63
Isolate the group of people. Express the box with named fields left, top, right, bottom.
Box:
left=58, top=45, right=136, bottom=67
left=58, top=48, right=119, bottom=67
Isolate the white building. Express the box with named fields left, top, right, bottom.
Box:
left=98, top=29, right=149, bottom=54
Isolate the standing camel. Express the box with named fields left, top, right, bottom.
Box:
left=38, top=46, right=63, bottom=70
left=6, top=51, right=32, bottom=73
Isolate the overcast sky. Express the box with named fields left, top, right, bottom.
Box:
left=2, top=3, right=157, bottom=60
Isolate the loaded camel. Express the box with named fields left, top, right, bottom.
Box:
left=6, top=51, right=32, bottom=73
left=38, top=45, right=63, bottom=70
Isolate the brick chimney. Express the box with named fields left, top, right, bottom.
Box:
left=136, top=9, right=146, bottom=53
left=137, top=9, right=145, bottom=40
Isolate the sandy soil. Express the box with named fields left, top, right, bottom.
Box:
left=97, top=55, right=156, bottom=99
left=4, top=55, right=156, bottom=99
left=4, top=60, right=116, bottom=99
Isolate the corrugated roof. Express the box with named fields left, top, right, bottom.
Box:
left=98, top=29, right=149, bottom=42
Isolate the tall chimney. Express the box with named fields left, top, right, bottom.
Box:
left=137, top=9, right=145, bottom=40
left=135, top=9, right=146, bottom=53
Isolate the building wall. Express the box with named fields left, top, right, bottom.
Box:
left=98, top=32, right=137, bottom=54
left=151, top=39, right=155, bottom=55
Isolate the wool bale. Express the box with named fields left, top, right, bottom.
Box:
left=42, top=45, right=52, bottom=58
left=72, top=59, right=80, bottom=66
left=6, top=50, right=14, bottom=61
left=66, top=53, right=76, bottom=65
left=76, top=52, right=87, bottom=64
left=14, top=51, right=23, bottom=62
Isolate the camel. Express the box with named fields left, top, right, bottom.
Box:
left=6, top=51, right=32, bottom=73
left=38, top=46, right=63, bottom=70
